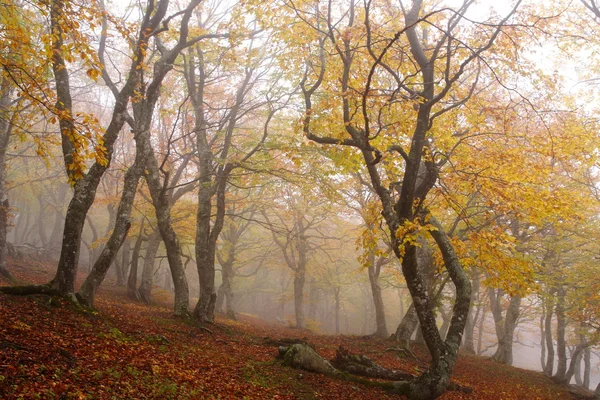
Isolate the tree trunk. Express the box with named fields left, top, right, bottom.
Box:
left=584, top=345, right=591, bottom=390
left=116, top=237, right=130, bottom=286
left=334, top=287, right=340, bottom=334
left=139, top=229, right=160, bottom=304
left=574, top=349, right=583, bottom=387
left=77, top=156, right=143, bottom=307
left=48, top=0, right=158, bottom=299
left=392, top=217, right=471, bottom=399
left=543, top=289, right=556, bottom=375
left=0, top=79, right=11, bottom=282
left=462, top=271, right=479, bottom=354
left=36, top=194, right=48, bottom=247
left=216, top=259, right=236, bottom=319
left=553, top=286, right=567, bottom=381
left=477, top=304, right=487, bottom=356
left=47, top=184, right=67, bottom=258
left=294, top=267, right=307, bottom=329
left=368, top=252, right=388, bottom=338
left=540, top=308, right=547, bottom=372
left=557, top=344, right=586, bottom=385
left=127, top=225, right=144, bottom=300
left=308, top=278, right=320, bottom=321
left=489, top=289, right=521, bottom=366
left=396, top=304, right=419, bottom=347
left=138, top=132, right=190, bottom=316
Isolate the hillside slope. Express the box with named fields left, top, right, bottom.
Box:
left=0, top=259, right=584, bottom=399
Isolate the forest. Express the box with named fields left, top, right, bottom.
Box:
left=1, top=0, right=600, bottom=399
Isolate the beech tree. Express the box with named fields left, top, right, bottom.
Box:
left=280, top=0, right=526, bottom=396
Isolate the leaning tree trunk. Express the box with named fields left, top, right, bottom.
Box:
left=76, top=156, right=143, bottom=307
left=139, top=229, right=160, bottom=304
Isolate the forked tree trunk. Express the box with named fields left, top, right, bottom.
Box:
left=48, top=0, right=161, bottom=299
left=489, top=290, right=521, bottom=365
left=76, top=156, right=143, bottom=307
left=394, top=217, right=471, bottom=399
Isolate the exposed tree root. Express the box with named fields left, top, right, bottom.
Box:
left=333, top=346, right=415, bottom=380
left=276, top=343, right=472, bottom=398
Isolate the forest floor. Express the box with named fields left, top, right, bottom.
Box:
left=0, top=258, right=590, bottom=400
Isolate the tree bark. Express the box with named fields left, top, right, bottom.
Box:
left=584, top=345, right=591, bottom=390
left=47, top=184, right=68, bottom=258
left=0, top=79, right=13, bottom=283
left=48, top=0, right=158, bottom=299
left=489, top=288, right=521, bottom=365
left=139, top=229, right=160, bottom=304
left=308, top=278, right=320, bottom=321
left=117, top=237, right=130, bottom=286
left=334, top=287, right=341, bottom=334
left=553, top=286, right=568, bottom=381
left=543, top=288, right=556, bottom=375
left=76, top=154, right=143, bottom=307
left=396, top=304, right=419, bottom=346
left=127, top=224, right=144, bottom=301
left=368, top=252, right=388, bottom=338
left=462, top=271, right=479, bottom=354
